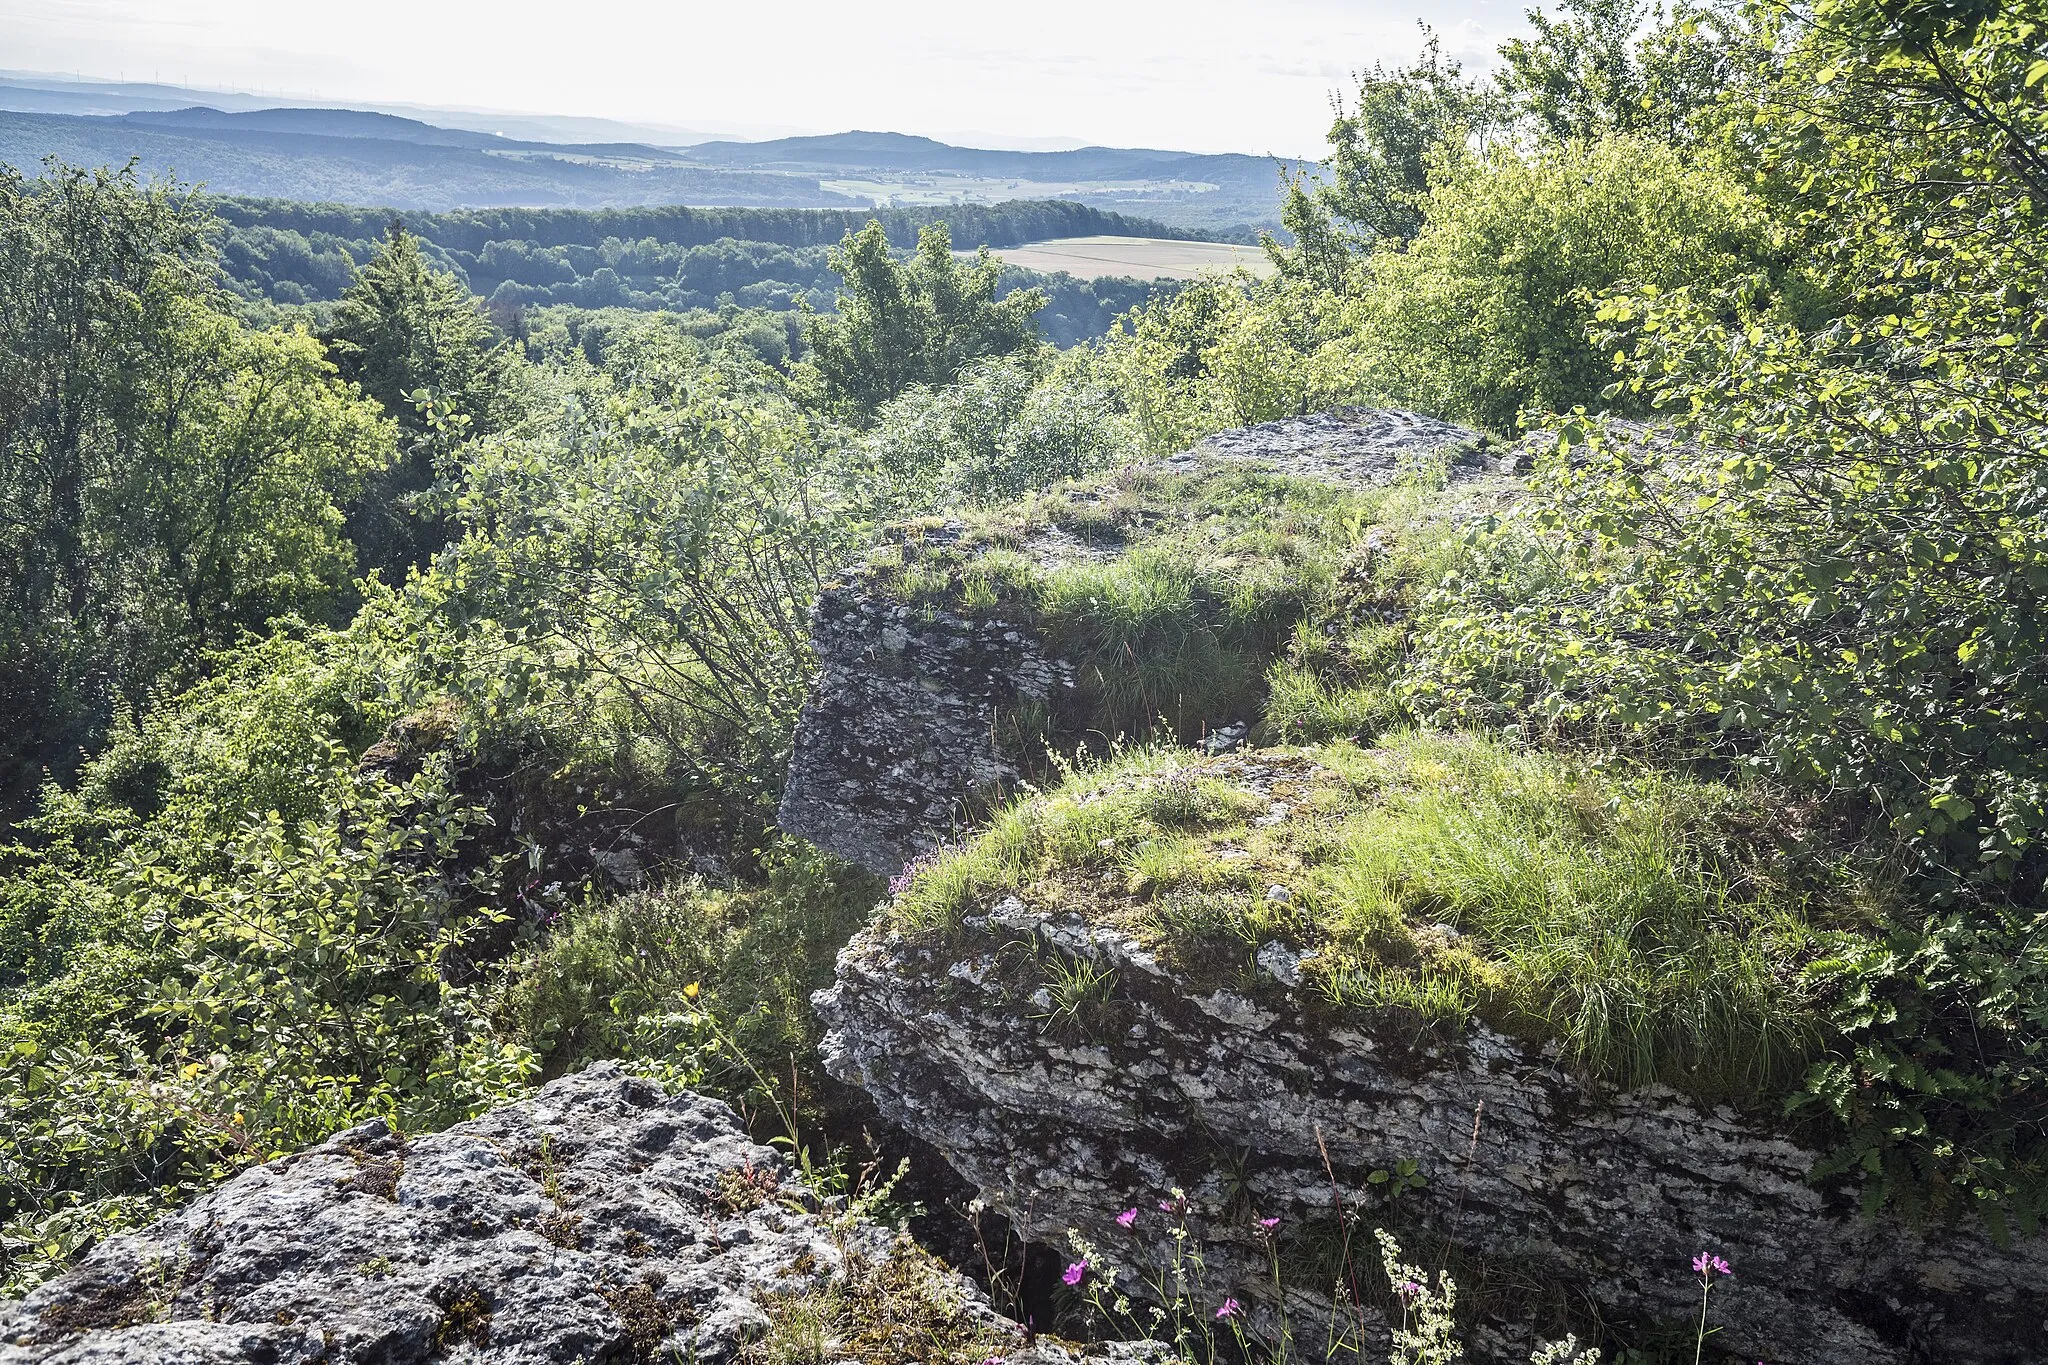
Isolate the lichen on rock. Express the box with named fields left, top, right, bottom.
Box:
left=0, top=1065, right=1050, bottom=1365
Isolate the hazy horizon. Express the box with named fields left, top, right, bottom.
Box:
left=6, top=0, right=1536, bottom=158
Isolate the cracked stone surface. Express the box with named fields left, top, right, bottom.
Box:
left=814, top=862, right=2048, bottom=1365
left=0, top=1065, right=1118, bottom=1365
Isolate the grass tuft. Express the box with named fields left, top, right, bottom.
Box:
left=885, top=730, right=1878, bottom=1110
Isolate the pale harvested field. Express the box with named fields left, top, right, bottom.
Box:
left=989, top=236, right=1276, bottom=281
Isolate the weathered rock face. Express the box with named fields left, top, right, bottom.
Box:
left=775, top=553, right=1076, bottom=878
left=777, top=409, right=1492, bottom=876
left=0, top=1065, right=1128, bottom=1365
left=1, top=1066, right=829, bottom=1364
left=1163, top=407, right=1498, bottom=479
left=814, top=902, right=2048, bottom=1365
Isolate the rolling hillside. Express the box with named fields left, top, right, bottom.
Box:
left=0, top=80, right=1289, bottom=228
left=0, top=110, right=859, bottom=210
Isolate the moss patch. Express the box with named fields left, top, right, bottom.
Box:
left=430, top=1277, right=493, bottom=1351
left=745, top=1235, right=1007, bottom=1365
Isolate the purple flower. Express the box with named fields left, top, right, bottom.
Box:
left=887, top=850, right=943, bottom=896
left=1397, top=1279, right=1423, bottom=1300
left=1116, top=1208, right=1138, bottom=1229
left=1255, top=1216, right=1280, bottom=1234
left=1062, top=1261, right=1087, bottom=1287
left=1215, top=1298, right=1241, bottom=1320
left=1692, top=1253, right=1733, bottom=1279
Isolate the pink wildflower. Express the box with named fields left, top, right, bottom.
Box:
left=1215, top=1298, right=1241, bottom=1320
left=1692, top=1253, right=1733, bottom=1279
left=1256, top=1216, right=1280, bottom=1234
left=887, top=848, right=947, bottom=896
left=1397, top=1279, right=1423, bottom=1299
left=1062, top=1261, right=1087, bottom=1287
left=1116, top=1208, right=1138, bottom=1229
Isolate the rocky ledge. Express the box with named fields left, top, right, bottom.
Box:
left=0, top=1065, right=1141, bottom=1365
left=778, top=409, right=1504, bottom=876
left=812, top=810, right=2048, bottom=1365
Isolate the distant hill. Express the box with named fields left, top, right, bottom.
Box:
left=0, top=92, right=1291, bottom=229
left=0, top=110, right=860, bottom=210
left=114, top=106, right=510, bottom=150
left=686, top=129, right=1283, bottom=183
left=686, top=130, right=1296, bottom=231
left=0, top=72, right=740, bottom=145
left=112, top=106, right=681, bottom=160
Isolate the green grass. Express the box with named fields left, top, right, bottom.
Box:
left=854, top=458, right=1458, bottom=763
left=860, top=456, right=1867, bottom=1109
left=889, top=730, right=1882, bottom=1108
left=1035, top=542, right=1306, bottom=743
left=489, top=840, right=882, bottom=1127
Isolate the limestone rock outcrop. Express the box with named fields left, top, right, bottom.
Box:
left=777, top=409, right=1493, bottom=876
left=0, top=1065, right=1116, bottom=1365
left=814, top=861, right=2048, bottom=1365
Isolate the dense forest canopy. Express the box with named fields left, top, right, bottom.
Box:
left=212, top=196, right=1184, bottom=348
left=2, top=0, right=2045, bottom=1343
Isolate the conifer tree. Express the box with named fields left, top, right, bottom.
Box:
left=326, top=222, right=519, bottom=575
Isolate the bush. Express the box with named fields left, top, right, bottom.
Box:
left=1336, top=134, right=1767, bottom=430
left=490, top=842, right=882, bottom=1127
left=862, top=350, right=1137, bottom=506
left=1095, top=276, right=1369, bottom=455
left=0, top=759, right=533, bottom=1293
left=1397, top=1, right=2048, bottom=1229
left=414, top=350, right=865, bottom=814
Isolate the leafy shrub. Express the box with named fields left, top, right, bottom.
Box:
left=862, top=350, right=1137, bottom=506
left=0, top=760, right=533, bottom=1293
left=1335, top=134, right=1768, bottom=431
left=490, top=841, right=881, bottom=1127
left=1399, top=0, right=2048, bottom=1227
left=413, top=350, right=866, bottom=813
left=1095, top=276, right=1370, bottom=455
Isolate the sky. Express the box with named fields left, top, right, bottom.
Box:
left=3, top=0, right=1534, bottom=157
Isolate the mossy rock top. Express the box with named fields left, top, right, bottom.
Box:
left=888, top=731, right=1882, bottom=1113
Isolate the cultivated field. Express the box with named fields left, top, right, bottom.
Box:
left=988, top=235, right=1276, bottom=281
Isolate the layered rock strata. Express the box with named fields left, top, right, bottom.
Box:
left=815, top=876, right=2048, bottom=1365
left=778, top=409, right=1491, bottom=876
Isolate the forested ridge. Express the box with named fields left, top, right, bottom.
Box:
left=214, top=196, right=1187, bottom=347
left=2, top=0, right=2045, bottom=1355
